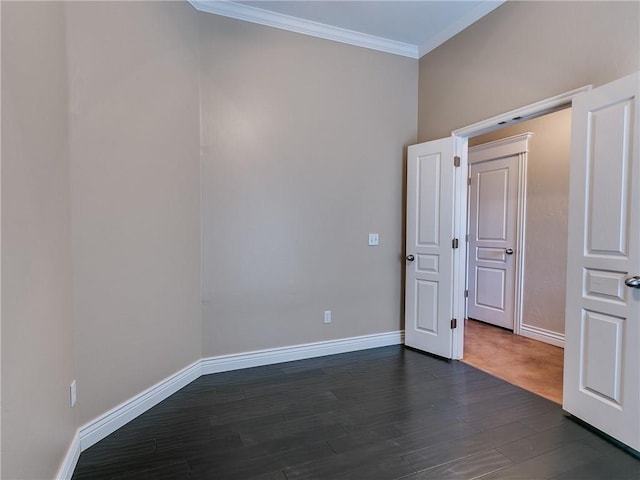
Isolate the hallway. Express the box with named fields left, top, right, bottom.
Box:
left=462, top=319, right=564, bottom=404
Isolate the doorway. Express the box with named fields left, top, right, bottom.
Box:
left=404, top=87, right=589, bottom=360
left=461, top=107, right=572, bottom=403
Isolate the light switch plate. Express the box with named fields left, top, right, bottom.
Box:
left=368, top=233, right=379, bottom=246
left=70, top=380, right=77, bottom=407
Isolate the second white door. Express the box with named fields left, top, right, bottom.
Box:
left=467, top=154, right=518, bottom=329
left=404, top=138, right=455, bottom=358
left=563, top=71, right=640, bottom=451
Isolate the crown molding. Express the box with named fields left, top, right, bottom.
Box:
left=418, top=1, right=505, bottom=57
left=188, top=0, right=419, bottom=58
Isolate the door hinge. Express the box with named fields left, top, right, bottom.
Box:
left=454, top=156, right=461, bottom=167
left=464, top=289, right=468, bottom=298
left=452, top=238, right=459, bottom=249
left=467, top=177, right=472, bottom=186
left=451, top=318, right=458, bottom=329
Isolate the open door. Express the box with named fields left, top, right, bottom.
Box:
left=563, top=72, right=639, bottom=451
left=404, top=138, right=456, bottom=358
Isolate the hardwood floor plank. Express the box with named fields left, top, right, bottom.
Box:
left=403, top=449, right=514, bottom=479
left=495, top=422, right=592, bottom=463
left=401, top=422, right=536, bottom=472
left=460, top=397, right=558, bottom=431
left=283, top=450, right=414, bottom=480
left=110, top=460, right=190, bottom=480
left=548, top=450, right=640, bottom=480
left=477, top=441, right=605, bottom=479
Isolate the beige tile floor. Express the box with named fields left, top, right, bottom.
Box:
left=462, top=318, right=564, bottom=404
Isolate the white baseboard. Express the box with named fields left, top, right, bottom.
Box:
left=78, top=360, right=202, bottom=451
left=520, top=324, right=565, bottom=348
left=56, top=431, right=80, bottom=480
left=201, top=330, right=405, bottom=375
left=57, top=330, right=404, bottom=479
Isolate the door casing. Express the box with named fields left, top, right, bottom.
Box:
left=449, top=85, right=592, bottom=359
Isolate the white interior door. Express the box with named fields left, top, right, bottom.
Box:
left=467, top=155, right=518, bottom=329
left=405, top=138, right=455, bottom=358
left=563, top=72, right=640, bottom=451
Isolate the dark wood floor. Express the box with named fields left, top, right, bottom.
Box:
left=71, top=346, right=639, bottom=480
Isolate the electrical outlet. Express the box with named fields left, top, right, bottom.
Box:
left=324, top=310, right=332, bottom=324
left=70, top=380, right=77, bottom=407
left=368, top=233, right=379, bottom=246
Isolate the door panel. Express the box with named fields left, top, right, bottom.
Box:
left=587, top=97, right=633, bottom=255
left=467, top=155, right=518, bottom=329
left=581, top=310, right=623, bottom=404
left=476, top=267, right=505, bottom=309
left=563, top=72, right=639, bottom=451
left=405, top=138, right=454, bottom=358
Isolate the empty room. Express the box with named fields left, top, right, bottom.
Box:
left=2, top=1, right=639, bottom=479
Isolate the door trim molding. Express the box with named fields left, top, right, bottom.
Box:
left=514, top=151, right=527, bottom=338
left=468, top=133, right=532, bottom=163
left=453, top=86, right=592, bottom=139
left=450, top=85, right=592, bottom=359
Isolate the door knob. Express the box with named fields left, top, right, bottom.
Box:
left=505, top=248, right=514, bottom=255
left=625, top=276, right=640, bottom=288
left=406, top=254, right=415, bottom=262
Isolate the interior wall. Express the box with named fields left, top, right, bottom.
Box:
left=65, top=1, right=203, bottom=424
left=418, top=1, right=640, bottom=141
left=198, top=13, right=418, bottom=356
left=1, top=2, right=78, bottom=478
left=470, top=108, right=572, bottom=335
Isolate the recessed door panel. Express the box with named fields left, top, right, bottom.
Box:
left=583, top=269, right=627, bottom=304
left=586, top=99, right=633, bottom=257
left=417, top=154, right=441, bottom=247
left=475, top=267, right=506, bottom=311
left=416, top=280, right=438, bottom=334
left=580, top=310, right=624, bottom=405
left=477, top=169, right=509, bottom=241
left=417, top=254, right=439, bottom=273
left=476, top=247, right=507, bottom=263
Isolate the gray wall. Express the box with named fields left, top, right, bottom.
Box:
left=470, top=108, right=572, bottom=335
left=1, top=2, right=416, bottom=477
left=199, top=14, right=417, bottom=356
left=65, top=1, right=203, bottom=425
left=1, top=2, right=77, bottom=478
left=419, top=1, right=640, bottom=141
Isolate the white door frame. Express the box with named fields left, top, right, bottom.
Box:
left=449, top=85, right=592, bottom=359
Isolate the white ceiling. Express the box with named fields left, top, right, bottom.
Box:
left=188, top=0, right=505, bottom=58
